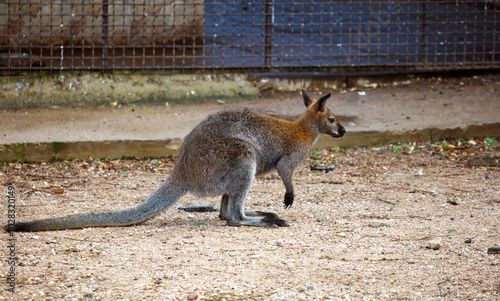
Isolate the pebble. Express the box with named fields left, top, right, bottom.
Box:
left=427, top=238, right=442, bottom=250
left=368, top=220, right=387, bottom=228
left=186, top=292, right=198, bottom=300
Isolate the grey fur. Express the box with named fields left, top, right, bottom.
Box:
left=8, top=90, right=345, bottom=231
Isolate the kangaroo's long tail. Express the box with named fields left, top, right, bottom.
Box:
left=6, top=178, right=186, bottom=232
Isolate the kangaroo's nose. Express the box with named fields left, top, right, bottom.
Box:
left=338, top=125, right=346, bottom=137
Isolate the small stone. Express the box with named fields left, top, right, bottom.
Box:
left=368, top=220, right=387, bottom=228
left=427, top=238, right=442, bottom=250
left=178, top=201, right=217, bottom=213
left=317, top=217, right=325, bottom=222
left=338, top=232, right=347, bottom=237
left=187, top=292, right=198, bottom=300
left=80, top=286, right=89, bottom=294
left=414, top=168, right=424, bottom=176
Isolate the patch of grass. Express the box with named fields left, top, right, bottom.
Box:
left=388, top=142, right=420, bottom=154
left=391, top=144, right=403, bottom=153
left=116, top=170, right=129, bottom=176
left=484, top=137, right=498, bottom=149
left=92, top=160, right=104, bottom=166
left=310, top=150, right=325, bottom=158
left=458, top=137, right=469, bottom=146
left=310, top=150, right=336, bottom=165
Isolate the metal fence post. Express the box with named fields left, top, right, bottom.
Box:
left=265, top=0, right=273, bottom=68
left=102, top=0, right=109, bottom=69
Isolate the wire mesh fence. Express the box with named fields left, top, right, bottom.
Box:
left=1, top=0, right=499, bottom=72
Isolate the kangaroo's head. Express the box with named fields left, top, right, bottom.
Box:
left=302, top=89, right=346, bottom=138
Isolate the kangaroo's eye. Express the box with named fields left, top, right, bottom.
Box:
left=328, top=117, right=335, bottom=123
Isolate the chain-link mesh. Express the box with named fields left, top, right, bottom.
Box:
left=1, top=1, right=498, bottom=72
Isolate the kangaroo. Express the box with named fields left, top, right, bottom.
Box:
left=6, top=90, right=345, bottom=232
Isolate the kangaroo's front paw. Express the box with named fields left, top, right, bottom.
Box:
left=284, top=192, right=294, bottom=208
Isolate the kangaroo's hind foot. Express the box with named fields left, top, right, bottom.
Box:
left=227, top=215, right=289, bottom=228
left=219, top=194, right=289, bottom=227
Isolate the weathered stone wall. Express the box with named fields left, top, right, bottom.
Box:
left=0, top=0, right=204, bottom=50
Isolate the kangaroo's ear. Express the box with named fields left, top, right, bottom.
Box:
left=302, top=89, right=313, bottom=107
left=311, top=93, right=331, bottom=113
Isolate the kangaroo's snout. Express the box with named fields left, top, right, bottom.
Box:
left=338, top=124, right=346, bottom=137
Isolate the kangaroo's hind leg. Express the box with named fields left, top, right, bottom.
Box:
left=219, top=193, right=280, bottom=221
left=219, top=194, right=229, bottom=220
left=224, top=161, right=288, bottom=227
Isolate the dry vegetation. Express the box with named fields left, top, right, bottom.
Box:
left=1, top=138, right=499, bottom=300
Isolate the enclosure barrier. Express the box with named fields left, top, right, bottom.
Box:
left=0, top=0, right=499, bottom=72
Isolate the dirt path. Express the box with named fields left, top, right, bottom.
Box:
left=1, top=140, right=499, bottom=300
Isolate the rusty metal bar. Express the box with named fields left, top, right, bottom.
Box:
left=422, top=0, right=429, bottom=67
left=265, top=0, right=273, bottom=68
left=102, top=0, right=109, bottom=69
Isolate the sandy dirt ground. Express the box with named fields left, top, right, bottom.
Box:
left=1, top=140, right=499, bottom=301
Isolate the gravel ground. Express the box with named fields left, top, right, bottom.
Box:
left=1, top=139, right=499, bottom=301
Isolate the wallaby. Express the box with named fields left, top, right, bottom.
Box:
left=6, top=90, right=345, bottom=232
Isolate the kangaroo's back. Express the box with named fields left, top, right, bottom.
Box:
left=179, top=108, right=312, bottom=175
